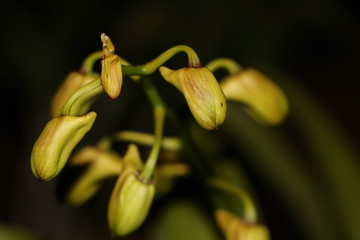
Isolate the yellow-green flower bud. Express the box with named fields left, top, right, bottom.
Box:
left=159, top=66, right=227, bottom=130
left=108, top=144, right=155, bottom=236
left=220, top=68, right=288, bottom=125
left=66, top=146, right=123, bottom=206
left=30, top=112, right=97, bottom=181
left=101, top=33, right=123, bottom=99
left=51, top=71, right=99, bottom=117
left=215, top=209, right=270, bottom=240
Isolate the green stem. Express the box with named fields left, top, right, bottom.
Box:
left=208, top=178, right=257, bottom=223
left=122, top=45, right=201, bottom=76
left=206, top=58, right=242, bottom=74
left=81, top=51, right=103, bottom=74
left=61, top=78, right=103, bottom=116
left=140, top=78, right=167, bottom=181
left=97, top=131, right=181, bottom=152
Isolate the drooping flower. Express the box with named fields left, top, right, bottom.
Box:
left=220, top=68, right=288, bottom=125
left=160, top=66, right=226, bottom=130
left=31, top=112, right=97, bottom=181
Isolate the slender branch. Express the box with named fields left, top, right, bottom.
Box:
left=139, top=78, right=167, bottom=180
left=122, top=45, right=201, bottom=76
left=206, top=58, right=242, bottom=74
left=61, top=78, right=103, bottom=116
left=97, top=131, right=181, bottom=152
left=208, top=178, right=257, bottom=223
left=81, top=51, right=103, bottom=74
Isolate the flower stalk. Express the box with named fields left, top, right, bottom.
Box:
left=97, top=131, right=181, bottom=152
left=208, top=178, right=257, bottom=223
left=206, top=57, right=242, bottom=74
left=122, top=45, right=201, bottom=76
left=139, top=78, right=167, bottom=181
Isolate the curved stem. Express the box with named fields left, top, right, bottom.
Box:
left=97, top=131, right=181, bottom=152
left=206, top=58, right=242, bottom=74
left=208, top=178, right=257, bottom=223
left=81, top=51, right=103, bottom=74
left=122, top=45, right=201, bottom=76
left=61, top=78, right=103, bottom=116
left=139, top=78, right=167, bottom=181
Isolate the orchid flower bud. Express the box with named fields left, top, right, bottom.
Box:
left=101, top=33, right=123, bottom=99
left=159, top=66, right=226, bottom=130
left=220, top=68, right=288, bottom=125
left=66, top=146, right=123, bottom=206
left=215, top=209, right=270, bottom=240
left=51, top=71, right=99, bottom=117
left=108, top=144, right=155, bottom=236
left=31, top=112, right=97, bottom=181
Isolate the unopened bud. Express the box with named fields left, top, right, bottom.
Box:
left=51, top=71, right=99, bottom=117
left=160, top=66, right=226, bottom=130
left=66, top=146, right=123, bottom=206
left=220, top=68, right=288, bottom=125
left=30, top=112, right=97, bottom=181
left=215, top=209, right=270, bottom=240
left=101, top=33, right=123, bottom=99
left=108, top=144, right=155, bottom=236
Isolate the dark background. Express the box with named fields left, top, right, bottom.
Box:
left=0, top=0, right=359, bottom=239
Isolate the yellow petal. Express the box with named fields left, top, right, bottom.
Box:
left=220, top=68, right=288, bottom=125
left=30, top=112, right=96, bottom=181
left=108, top=144, right=154, bottom=236
left=101, top=33, right=123, bottom=99
left=160, top=66, right=227, bottom=130
left=215, top=209, right=270, bottom=240
left=66, top=146, right=123, bottom=206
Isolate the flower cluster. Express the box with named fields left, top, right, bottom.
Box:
left=30, top=33, right=288, bottom=238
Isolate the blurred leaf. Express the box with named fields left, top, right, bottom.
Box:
left=0, top=224, right=39, bottom=240
left=222, top=104, right=339, bottom=240
left=272, top=68, right=360, bottom=240
left=150, top=199, right=221, bottom=240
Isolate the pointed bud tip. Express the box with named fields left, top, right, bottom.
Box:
left=101, top=32, right=115, bottom=53
left=100, top=33, right=108, bottom=47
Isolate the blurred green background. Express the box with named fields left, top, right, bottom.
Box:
left=0, top=0, right=359, bottom=239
